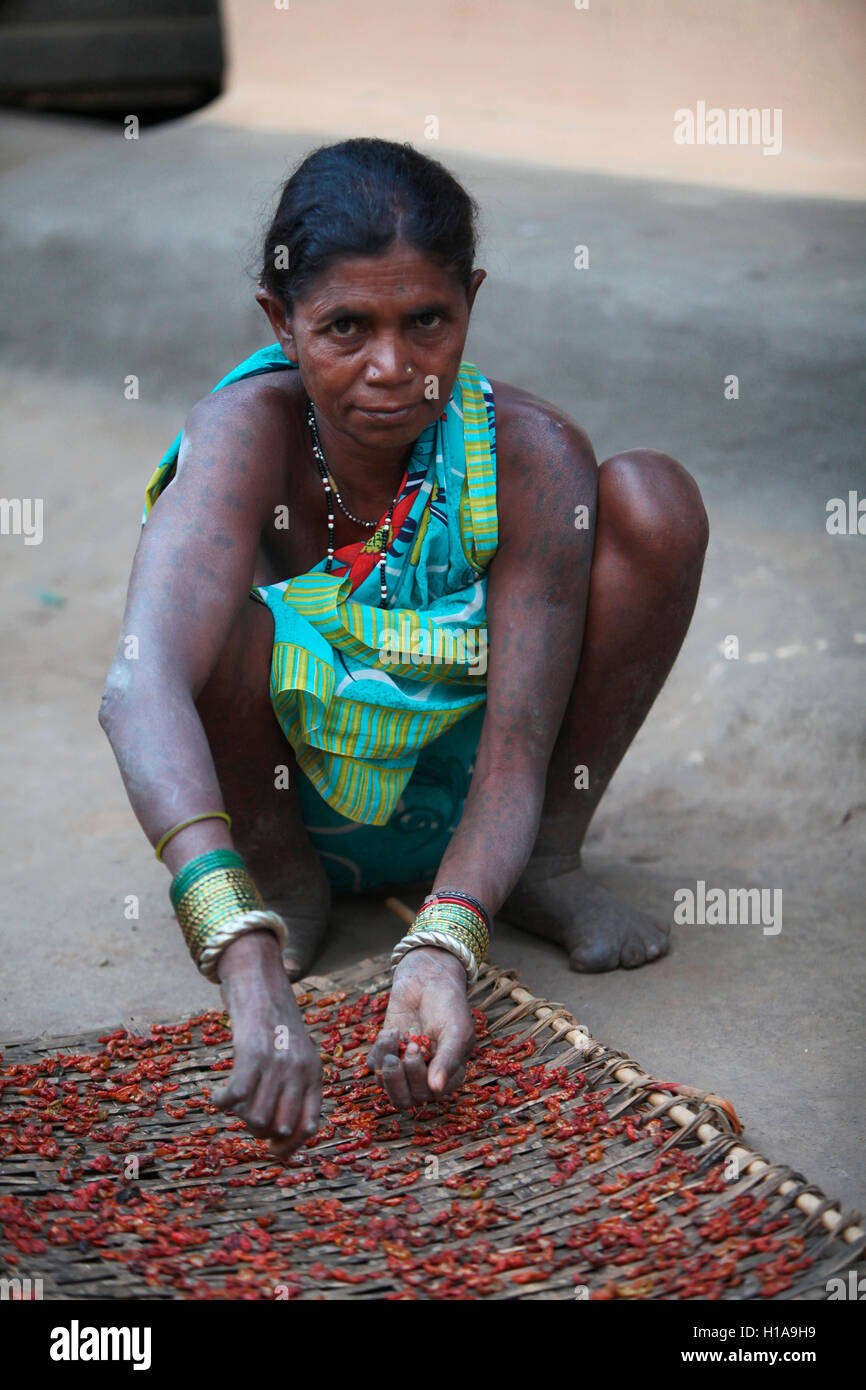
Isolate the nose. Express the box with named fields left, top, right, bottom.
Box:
left=365, top=334, right=412, bottom=385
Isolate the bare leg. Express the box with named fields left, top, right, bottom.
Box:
left=499, top=449, right=710, bottom=971
left=194, top=597, right=332, bottom=979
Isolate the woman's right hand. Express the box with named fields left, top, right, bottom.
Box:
left=212, top=931, right=322, bottom=1159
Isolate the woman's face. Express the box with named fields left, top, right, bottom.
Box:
left=257, top=240, right=485, bottom=449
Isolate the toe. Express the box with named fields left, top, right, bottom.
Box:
left=568, top=938, right=622, bottom=973
left=283, top=955, right=303, bottom=981
left=620, top=936, right=648, bottom=969
left=644, top=928, right=671, bottom=962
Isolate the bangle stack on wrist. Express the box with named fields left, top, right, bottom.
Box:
left=390, top=888, right=492, bottom=983
left=168, top=847, right=289, bottom=982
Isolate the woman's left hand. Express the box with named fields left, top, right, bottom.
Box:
left=367, top=947, right=477, bottom=1106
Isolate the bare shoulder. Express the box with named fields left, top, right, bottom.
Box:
left=486, top=380, right=597, bottom=550
left=163, top=369, right=305, bottom=533
left=181, top=367, right=303, bottom=460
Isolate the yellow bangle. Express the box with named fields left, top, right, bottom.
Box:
left=155, top=812, right=232, bottom=863
left=409, top=900, right=490, bottom=961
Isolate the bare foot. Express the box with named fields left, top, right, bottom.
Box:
left=498, top=852, right=670, bottom=972
left=260, top=855, right=332, bottom=981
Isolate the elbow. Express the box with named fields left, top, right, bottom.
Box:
left=97, top=687, right=117, bottom=737
left=99, top=662, right=184, bottom=739
left=98, top=674, right=128, bottom=738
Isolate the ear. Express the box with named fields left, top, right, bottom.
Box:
left=465, top=268, right=486, bottom=315
left=255, top=288, right=299, bottom=362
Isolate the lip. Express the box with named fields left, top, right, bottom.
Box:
left=357, top=403, right=418, bottom=420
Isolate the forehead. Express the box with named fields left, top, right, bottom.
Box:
left=298, top=241, right=462, bottom=312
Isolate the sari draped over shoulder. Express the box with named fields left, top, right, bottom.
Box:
left=143, top=344, right=498, bottom=828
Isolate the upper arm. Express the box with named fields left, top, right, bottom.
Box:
left=481, top=388, right=598, bottom=772
left=106, top=386, right=281, bottom=699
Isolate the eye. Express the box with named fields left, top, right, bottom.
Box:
left=330, top=316, right=361, bottom=336
left=415, top=311, right=442, bottom=328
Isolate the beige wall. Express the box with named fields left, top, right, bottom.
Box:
left=198, top=0, right=866, bottom=199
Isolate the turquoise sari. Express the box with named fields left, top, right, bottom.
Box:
left=144, top=344, right=498, bottom=891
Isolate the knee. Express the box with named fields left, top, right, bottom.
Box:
left=195, top=597, right=274, bottom=720
left=598, top=449, right=709, bottom=577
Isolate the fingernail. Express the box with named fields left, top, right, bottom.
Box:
left=383, top=1053, right=399, bottom=1066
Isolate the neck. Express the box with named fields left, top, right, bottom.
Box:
left=309, top=404, right=413, bottom=511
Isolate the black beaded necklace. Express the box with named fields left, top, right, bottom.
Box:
left=306, top=399, right=399, bottom=608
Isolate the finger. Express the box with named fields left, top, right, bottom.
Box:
left=271, top=1080, right=305, bottom=1144
left=299, top=1080, right=321, bottom=1140
left=381, top=1052, right=413, bottom=1109
left=403, top=1043, right=431, bottom=1105
left=436, top=1061, right=467, bottom=1098
left=240, top=1067, right=285, bottom=1138
left=213, top=1061, right=260, bottom=1114
left=367, top=1027, right=400, bottom=1074
left=428, top=1031, right=473, bottom=1096
left=270, top=1082, right=318, bottom=1159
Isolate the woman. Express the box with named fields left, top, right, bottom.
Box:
left=99, top=138, right=708, bottom=1158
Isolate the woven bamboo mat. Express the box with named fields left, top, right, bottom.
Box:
left=1, top=953, right=863, bottom=1301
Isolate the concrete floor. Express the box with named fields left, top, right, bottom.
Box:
left=0, top=114, right=864, bottom=1213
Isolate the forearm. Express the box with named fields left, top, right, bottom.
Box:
left=100, top=674, right=291, bottom=985
left=432, top=746, right=548, bottom=917
left=99, top=671, right=232, bottom=874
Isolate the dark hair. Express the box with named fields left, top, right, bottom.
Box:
left=259, top=137, right=479, bottom=308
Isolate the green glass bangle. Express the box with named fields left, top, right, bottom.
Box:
left=174, top=866, right=264, bottom=957
left=412, top=900, right=489, bottom=948
left=169, top=849, right=247, bottom=911
left=408, top=900, right=491, bottom=962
